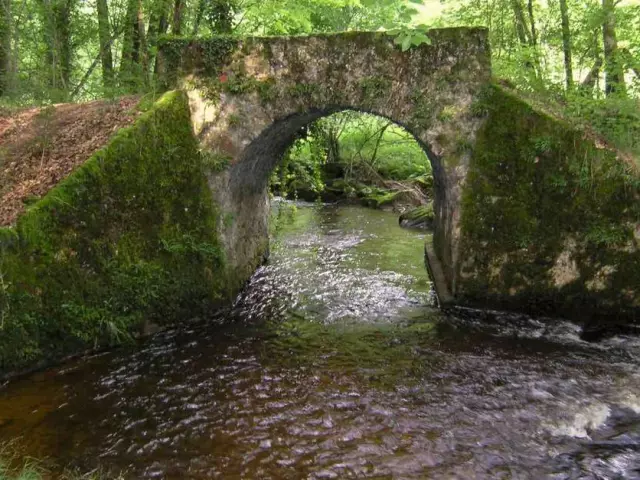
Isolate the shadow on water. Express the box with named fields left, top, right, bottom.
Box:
left=1, top=201, right=639, bottom=479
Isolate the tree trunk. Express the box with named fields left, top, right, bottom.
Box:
left=559, top=0, right=573, bottom=90
left=205, top=0, right=236, bottom=34
left=38, top=0, right=74, bottom=96
left=96, top=0, right=114, bottom=88
left=39, top=0, right=56, bottom=89
left=146, top=0, right=168, bottom=42
left=527, top=0, right=537, bottom=46
left=171, top=0, right=184, bottom=35
left=158, top=4, right=170, bottom=35
left=327, top=132, right=340, bottom=165
left=136, top=4, right=148, bottom=84
left=0, top=0, right=10, bottom=96
left=120, top=0, right=143, bottom=86
left=54, top=0, right=73, bottom=90
left=580, top=57, right=603, bottom=93
left=147, top=0, right=169, bottom=74
left=368, top=123, right=391, bottom=169
left=120, top=0, right=135, bottom=77
left=150, top=0, right=171, bottom=75
left=602, top=0, right=626, bottom=96
left=511, top=0, right=540, bottom=78
left=511, top=0, right=531, bottom=46
left=192, top=0, right=205, bottom=35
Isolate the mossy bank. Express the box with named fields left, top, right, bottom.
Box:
left=457, top=85, right=640, bottom=325
left=0, top=91, right=230, bottom=374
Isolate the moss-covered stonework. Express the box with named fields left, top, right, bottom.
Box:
left=400, top=204, right=435, bottom=229
left=159, top=28, right=491, bottom=294
left=0, top=91, right=228, bottom=373
left=457, top=85, right=639, bottom=324
left=159, top=30, right=638, bottom=324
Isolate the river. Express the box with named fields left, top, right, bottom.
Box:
left=1, top=202, right=639, bottom=479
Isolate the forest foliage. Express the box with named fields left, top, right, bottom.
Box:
left=1, top=0, right=637, bottom=102
left=270, top=112, right=432, bottom=204
left=0, top=0, right=638, bottom=182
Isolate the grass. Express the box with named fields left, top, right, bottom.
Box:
left=0, top=446, right=125, bottom=480
left=0, top=442, right=43, bottom=480
left=0, top=465, right=42, bottom=480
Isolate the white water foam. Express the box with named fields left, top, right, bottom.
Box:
left=546, top=402, right=611, bottom=438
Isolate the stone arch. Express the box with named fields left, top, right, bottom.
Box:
left=167, top=28, right=492, bottom=295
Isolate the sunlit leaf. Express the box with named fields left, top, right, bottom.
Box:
left=401, top=35, right=413, bottom=51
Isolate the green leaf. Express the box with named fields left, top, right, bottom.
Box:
left=401, top=35, right=413, bottom=51
left=411, top=32, right=432, bottom=46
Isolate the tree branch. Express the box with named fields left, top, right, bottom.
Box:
left=72, top=27, right=124, bottom=98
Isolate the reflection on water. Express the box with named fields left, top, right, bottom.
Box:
left=0, top=202, right=639, bottom=479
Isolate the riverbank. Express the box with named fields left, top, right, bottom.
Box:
left=1, top=203, right=638, bottom=479
left=0, top=92, right=228, bottom=374
left=0, top=96, right=142, bottom=227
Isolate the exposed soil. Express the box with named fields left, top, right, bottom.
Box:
left=0, top=96, right=141, bottom=227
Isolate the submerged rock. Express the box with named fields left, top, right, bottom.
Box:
left=399, top=204, right=434, bottom=229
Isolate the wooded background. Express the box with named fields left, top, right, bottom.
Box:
left=1, top=0, right=639, bottom=156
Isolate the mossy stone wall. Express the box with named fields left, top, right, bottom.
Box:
left=158, top=32, right=638, bottom=325
left=159, top=28, right=492, bottom=292
left=457, top=85, right=639, bottom=324
left=0, top=91, right=228, bottom=373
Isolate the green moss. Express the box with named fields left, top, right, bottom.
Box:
left=189, top=72, right=276, bottom=106
left=136, top=92, right=162, bottom=113
left=0, top=91, right=229, bottom=373
left=228, top=114, right=241, bottom=127
left=437, top=105, right=458, bottom=122
left=256, top=78, right=277, bottom=103
left=201, top=151, right=232, bottom=172
left=359, top=76, right=392, bottom=105
left=157, top=35, right=240, bottom=88
left=287, top=82, right=320, bottom=99
left=399, top=205, right=434, bottom=228
left=222, top=74, right=259, bottom=95
left=220, top=74, right=276, bottom=102
left=458, top=84, right=640, bottom=323
left=361, top=189, right=400, bottom=208
left=408, top=90, right=435, bottom=130
left=0, top=227, right=18, bottom=248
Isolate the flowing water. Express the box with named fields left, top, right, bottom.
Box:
left=1, top=202, right=640, bottom=479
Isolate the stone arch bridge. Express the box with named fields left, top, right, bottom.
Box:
left=159, top=28, right=639, bottom=323
left=1, top=27, right=638, bottom=372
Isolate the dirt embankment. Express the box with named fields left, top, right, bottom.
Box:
left=0, top=96, right=141, bottom=227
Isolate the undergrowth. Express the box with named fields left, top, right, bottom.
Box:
left=502, top=83, right=640, bottom=167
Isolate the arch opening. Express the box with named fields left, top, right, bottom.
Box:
left=267, top=110, right=435, bottom=214
left=173, top=28, right=492, bottom=303
left=208, top=106, right=455, bottom=302
left=230, top=108, right=444, bottom=203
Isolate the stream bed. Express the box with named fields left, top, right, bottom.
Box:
left=1, top=202, right=639, bottom=479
